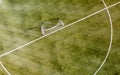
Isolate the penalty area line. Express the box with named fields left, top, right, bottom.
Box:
left=0, top=1, right=120, bottom=58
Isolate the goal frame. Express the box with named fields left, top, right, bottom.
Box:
left=41, top=19, right=64, bottom=35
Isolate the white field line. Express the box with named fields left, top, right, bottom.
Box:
left=0, top=61, right=11, bottom=75
left=94, top=0, right=113, bottom=75
left=0, top=1, right=120, bottom=58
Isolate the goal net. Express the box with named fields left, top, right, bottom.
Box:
left=41, top=18, right=64, bottom=35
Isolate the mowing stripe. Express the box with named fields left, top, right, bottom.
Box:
left=94, top=0, right=113, bottom=75
left=0, top=1, right=120, bottom=58
left=0, top=61, right=11, bottom=75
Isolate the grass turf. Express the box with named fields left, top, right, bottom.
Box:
left=0, top=0, right=120, bottom=75
left=0, top=0, right=104, bottom=54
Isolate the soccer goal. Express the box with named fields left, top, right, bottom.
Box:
left=41, top=18, right=64, bottom=35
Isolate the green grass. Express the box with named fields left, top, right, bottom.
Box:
left=0, top=0, right=120, bottom=75
left=105, top=0, right=120, bottom=5
left=97, top=4, right=120, bottom=75
left=0, top=0, right=104, bottom=54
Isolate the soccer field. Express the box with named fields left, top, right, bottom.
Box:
left=0, top=0, right=120, bottom=75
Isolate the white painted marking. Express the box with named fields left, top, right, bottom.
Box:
left=94, top=0, right=113, bottom=75
left=0, top=1, right=119, bottom=58
left=0, top=61, right=11, bottom=75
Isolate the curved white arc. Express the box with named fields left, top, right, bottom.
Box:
left=0, top=61, right=11, bottom=75
left=94, top=0, right=113, bottom=75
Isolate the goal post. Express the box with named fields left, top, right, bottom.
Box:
left=41, top=18, right=64, bottom=35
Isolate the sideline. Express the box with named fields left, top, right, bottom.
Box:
left=94, top=0, right=113, bottom=74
